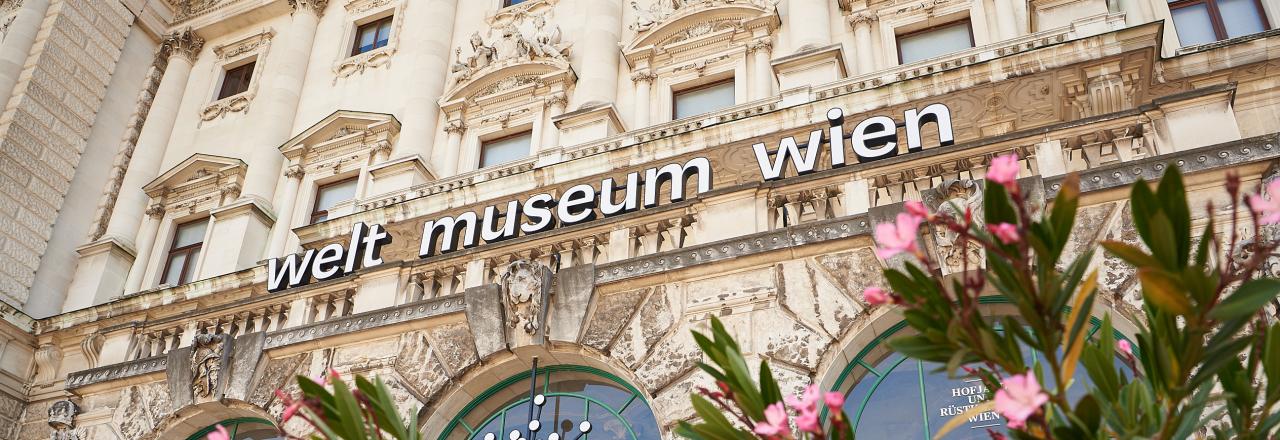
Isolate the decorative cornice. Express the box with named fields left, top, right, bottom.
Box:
left=65, top=355, right=167, bottom=389
left=161, top=28, right=205, bottom=62
left=263, top=296, right=464, bottom=348
left=212, top=29, right=274, bottom=61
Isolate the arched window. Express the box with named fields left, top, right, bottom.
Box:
left=441, top=365, right=661, bottom=440
left=830, top=317, right=1133, bottom=439
left=185, top=417, right=282, bottom=440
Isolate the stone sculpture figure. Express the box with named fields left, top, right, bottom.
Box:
left=190, top=332, right=227, bottom=398
left=48, top=399, right=79, bottom=440
left=501, top=260, right=546, bottom=335
left=493, top=24, right=530, bottom=61
left=925, top=179, right=985, bottom=273
left=529, top=15, right=569, bottom=59
left=630, top=0, right=685, bottom=31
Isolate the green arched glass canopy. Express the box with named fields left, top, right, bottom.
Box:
left=830, top=303, right=1133, bottom=440
left=185, top=417, right=281, bottom=440
left=441, top=365, right=661, bottom=440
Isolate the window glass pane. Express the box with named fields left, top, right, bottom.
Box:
left=355, top=26, right=376, bottom=54
left=376, top=21, right=393, bottom=47
left=173, top=219, right=208, bottom=248
left=898, top=22, right=973, bottom=64
left=854, top=356, right=926, bottom=438
left=1219, top=0, right=1268, bottom=38
left=218, top=62, right=254, bottom=99
left=480, top=131, right=532, bottom=168
left=673, top=80, right=735, bottom=119
left=315, top=179, right=358, bottom=215
left=162, top=253, right=188, bottom=285
left=504, top=0, right=530, bottom=6
left=182, top=250, right=201, bottom=284
left=1171, top=4, right=1219, bottom=45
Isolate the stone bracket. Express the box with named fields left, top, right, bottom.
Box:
left=549, top=264, right=595, bottom=343
left=464, top=284, right=506, bottom=360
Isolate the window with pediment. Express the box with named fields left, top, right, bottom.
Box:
left=335, top=0, right=407, bottom=81
left=202, top=30, right=273, bottom=123
left=847, top=0, right=992, bottom=69
left=622, top=0, right=779, bottom=127
left=140, top=154, right=247, bottom=288
left=279, top=111, right=402, bottom=229
left=440, top=0, right=574, bottom=173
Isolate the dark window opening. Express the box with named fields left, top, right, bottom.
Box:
left=217, top=62, right=255, bottom=100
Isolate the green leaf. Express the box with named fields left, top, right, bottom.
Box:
left=984, top=180, right=1018, bottom=226
left=1129, top=180, right=1158, bottom=248
left=1208, top=278, right=1280, bottom=321
left=759, top=360, right=782, bottom=405
left=1100, top=241, right=1160, bottom=269
left=1137, top=268, right=1194, bottom=316
left=1155, top=166, right=1191, bottom=265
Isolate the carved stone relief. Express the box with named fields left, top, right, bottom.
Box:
left=32, top=344, right=61, bottom=383
left=923, top=179, right=985, bottom=274
left=166, top=0, right=220, bottom=21
left=501, top=260, right=552, bottom=347
left=190, top=333, right=228, bottom=399
left=47, top=400, right=78, bottom=440
left=112, top=383, right=171, bottom=440
left=449, top=10, right=569, bottom=84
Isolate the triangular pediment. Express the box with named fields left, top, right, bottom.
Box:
left=144, top=154, right=245, bottom=196
left=279, top=110, right=400, bottom=157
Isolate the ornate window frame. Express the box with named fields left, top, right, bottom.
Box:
left=139, top=154, right=247, bottom=288
left=623, top=0, right=779, bottom=126
left=441, top=0, right=574, bottom=173
left=201, top=29, right=274, bottom=123
left=333, top=0, right=407, bottom=81
left=873, top=0, right=991, bottom=67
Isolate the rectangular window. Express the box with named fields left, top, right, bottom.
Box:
left=1169, top=0, right=1269, bottom=46
left=480, top=131, right=533, bottom=168
left=896, top=20, right=975, bottom=64
left=310, top=177, right=359, bottom=224
left=217, top=62, right=255, bottom=100
left=503, top=0, right=530, bottom=7
left=352, top=16, right=394, bottom=56
left=672, top=79, right=735, bottom=120
left=161, top=218, right=208, bottom=286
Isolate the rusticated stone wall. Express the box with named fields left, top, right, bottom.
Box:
left=0, top=0, right=133, bottom=306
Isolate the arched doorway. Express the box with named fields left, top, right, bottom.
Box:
left=440, top=364, right=661, bottom=440
left=184, top=417, right=281, bottom=440
left=826, top=303, right=1135, bottom=439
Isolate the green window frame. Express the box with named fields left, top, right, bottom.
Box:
left=826, top=297, right=1136, bottom=439
left=441, top=365, right=659, bottom=440
left=185, top=417, right=279, bottom=440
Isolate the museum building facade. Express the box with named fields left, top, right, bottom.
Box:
left=0, top=0, right=1277, bottom=438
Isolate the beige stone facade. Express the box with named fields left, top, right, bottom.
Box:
left=0, top=0, right=1277, bottom=438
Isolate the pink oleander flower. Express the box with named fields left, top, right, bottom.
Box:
left=786, top=385, right=823, bottom=434
left=863, top=287, right=890, bottom=306
left=1248, top=180, right=1280, bottom=224
left=994, top=373, right=1049, bottom=429
left=281, top=400, right=303, bottom=422
left=1117, top=339, right=1133, bottom=356
left=754, top=402, right=790, bottom=437
left=824, top=391, right=845, bottom=410
left=986, top=154, right=1021, bottom=188
left=904, top=200, right=930, bottom=218
left=875, top=213, right=922, bottom=259
left=988, top=223, right=1021, bottom=244
left=207, top=425, right=231, bottom=440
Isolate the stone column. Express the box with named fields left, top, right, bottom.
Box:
left=788, top=0, right=832, bottom=50
left=0, top=0, right=50, bottom=101
left=102, top=30, right=203, bottom=246
left=848, top=12, right=877, bottom=74
left=267, top=165, right=305, bottom=258
left=748, top=37, right=774, bottom=100
left=393, top=0, right=458, bottom=161
left=439, top=119, right=466, bottom=176
left=123, top=203, right=165, bottom=293
left=239, top=0, right=324, bottom=206
left=573, top=0, right=623, bottom=107
left=993, top=0, right=1019, bottom=40
left=630, top=70, right=655, bottom=129
left=540, top=93, right=567, bottom=151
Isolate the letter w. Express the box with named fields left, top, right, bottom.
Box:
left=268, top=251, right=314, bottom=292
left=752, top=129, right=824, bottom=181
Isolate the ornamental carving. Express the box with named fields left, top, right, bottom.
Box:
left=190, top=332, right=228, bottom=398
left=200, top=94, right=252, bottom=121
left=33, top=343, right=61, bottom=383
left=80, top=332, right=104, bottom=368
left=48, top=400, right=78, bottom=440
left=212, top=29, right=273, bottom=61
left=161, top=28, right=205, bottom=61
left=287, top=0, right=330, bottom=15
left=501, top=260, right=550, bottom=335
left=630, top=0, right=684, bottom=31
left=449, top=12, right=570, bottom=84
left=166, top=0, right=219, bottom=21
left=923, top=179, right=984, bottom=274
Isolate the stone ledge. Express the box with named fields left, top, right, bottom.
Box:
left=262, top=295, right=466, bottom=349
left=65, top=355, right=166, bottom=389
left=1044, top=132, right=1280, bottom=198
